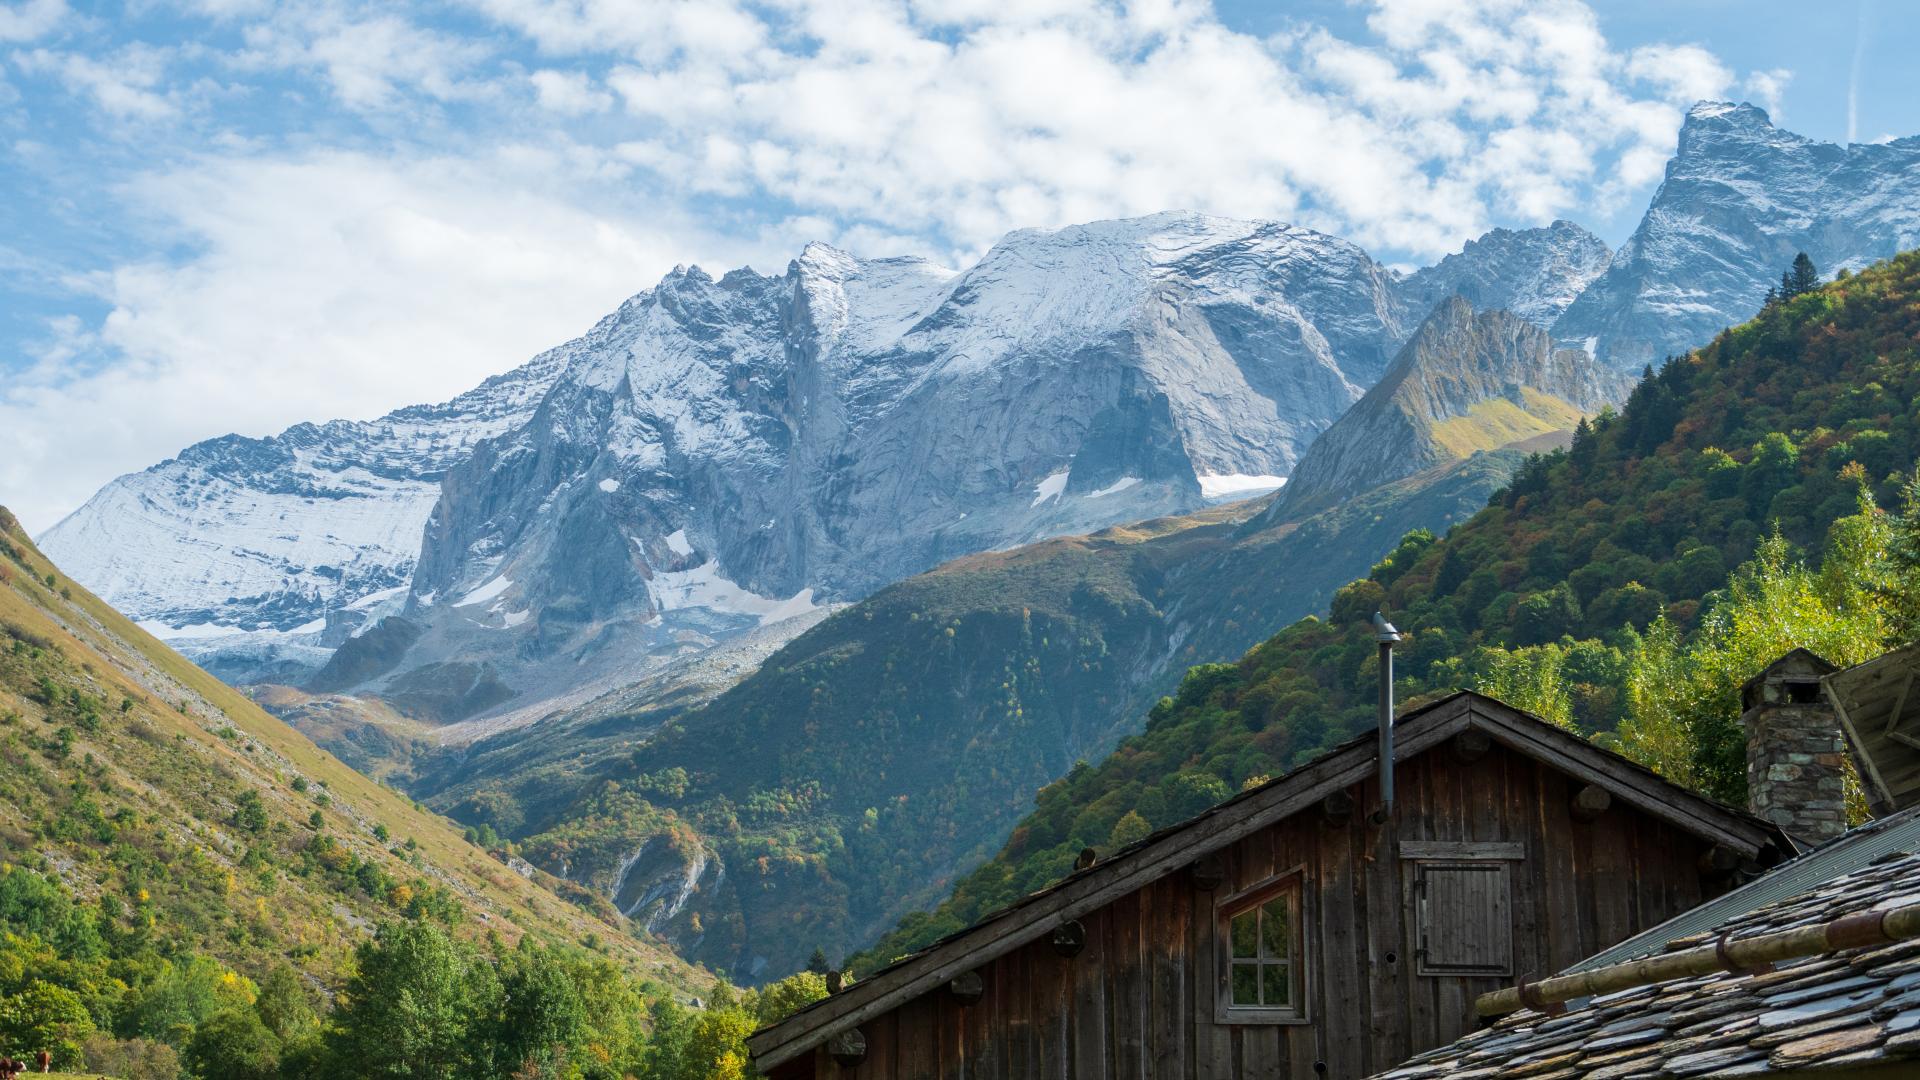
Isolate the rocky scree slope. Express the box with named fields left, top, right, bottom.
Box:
left=411, top=296, right=1624, bottom=980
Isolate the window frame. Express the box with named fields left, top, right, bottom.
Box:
left=1213, top=867, right=1309, bottom=1026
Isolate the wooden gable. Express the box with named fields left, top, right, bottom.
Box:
left=1825, top=642, right=1920, bottom=814
left=747, top=692, right=1786, bottom=1079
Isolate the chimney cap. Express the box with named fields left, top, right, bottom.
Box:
left=1739, top=647, right=1838, bottom=693
left=1372, top=612, right=1402, bottom=643
left=1740, top=648, right=1840, bottom=715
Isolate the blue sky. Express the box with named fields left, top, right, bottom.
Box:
left=1, top=0, right=1915, bottom=533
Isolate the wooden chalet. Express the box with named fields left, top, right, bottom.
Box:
left=747, top=691, right=1790, bottom=1080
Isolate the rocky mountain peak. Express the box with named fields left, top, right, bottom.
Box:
left=1400, top=220, right=1611, bottom=329
left=42, top=102, right=1920, bottom=722
left=1269, top=296, right=1630, bottom=519
left=1553, top=101, right=1920, bottom=371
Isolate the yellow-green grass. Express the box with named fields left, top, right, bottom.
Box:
left=1425, top=388, right=1587, bottom=460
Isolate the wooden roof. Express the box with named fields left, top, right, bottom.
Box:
left=1825, top=642, right=1920, bottom=814
left=746, top=691, right=1786, bottom=1072
left=1370, top=844, right=1920, bottom=1079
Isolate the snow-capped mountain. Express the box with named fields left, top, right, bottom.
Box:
left=1555, top=101, right=1920, bottom=370
left=360, top=213, right=1433, bottom=720
left=44, top=211, right=1605, bottom=721
left=36, top=352, right=567, bottom=645
left=49, top=94, right=1920, bottom=723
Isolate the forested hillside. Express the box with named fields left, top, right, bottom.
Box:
left=859, top=250, right=1920, bottom=968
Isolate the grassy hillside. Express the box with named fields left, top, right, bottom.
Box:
left=0, top=510, right=750, bottom=1073
left=857, top=251, right=1920, bottom=967
left=0, top=508, right=705, bottom=986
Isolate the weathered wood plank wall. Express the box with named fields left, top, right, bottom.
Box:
left=793, top=740, right=1720, bottom=1080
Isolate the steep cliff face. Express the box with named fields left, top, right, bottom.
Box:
left=1272, top=298, right=1632, bottom=517
left=1555, top=101, right=1920, bottom=371
left=410, top=213, right=1404, bottom=614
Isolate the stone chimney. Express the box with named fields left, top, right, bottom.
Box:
left=1739, top=649, right=1846, bottom=846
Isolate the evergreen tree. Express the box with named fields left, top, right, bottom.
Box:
left=806, top=947, right=831, bottom=976
left=1789, top=251, right=1819, bottom=296
left=1569, top=416, right=1596, bottom=473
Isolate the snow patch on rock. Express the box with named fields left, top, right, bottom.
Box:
left=454, top=575, right=512, bottom=608
left=1031, top=469, right=1071, bottom=507
left=1198, top=474, right=1288, bottom=500
left=1087, top=476, right=1142, bottom=498
left=646, top=560, right=818, bottom=627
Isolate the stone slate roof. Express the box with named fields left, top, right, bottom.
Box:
left=1372, top=849, right=1920, bottom=1079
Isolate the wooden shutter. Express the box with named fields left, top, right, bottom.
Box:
left=1416, top=861, right=1513, bottom=976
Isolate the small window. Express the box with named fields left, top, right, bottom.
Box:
left=1414, top=861, right=1513, bottom=976
left=1215, top=871, right=1306, bottom=1024
left=1784, top=680, right=1822, bottom=704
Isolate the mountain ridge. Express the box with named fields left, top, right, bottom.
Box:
left=42, top=211, right=1613, bottom=730
left=1553, top=100, right=1920, bottom=369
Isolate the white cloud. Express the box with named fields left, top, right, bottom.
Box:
left=0, top=149, right=763, bottom=531
left=460, top=0, right=770, bottom=65
left=1745, top=67, right=1791, bottom=120
left=3, top=0, right=1801, bottom=531
left=530, top=68, right=610, bottom=113
left=528, top=0, right=1742, bottom=259
left=1626, top=43, right=1733, bottom=105
left=0, top=0, right=65, bottom=44
left=232, top=7, right=492, bottom=110
left=14, top=45, right=176, bottom=118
